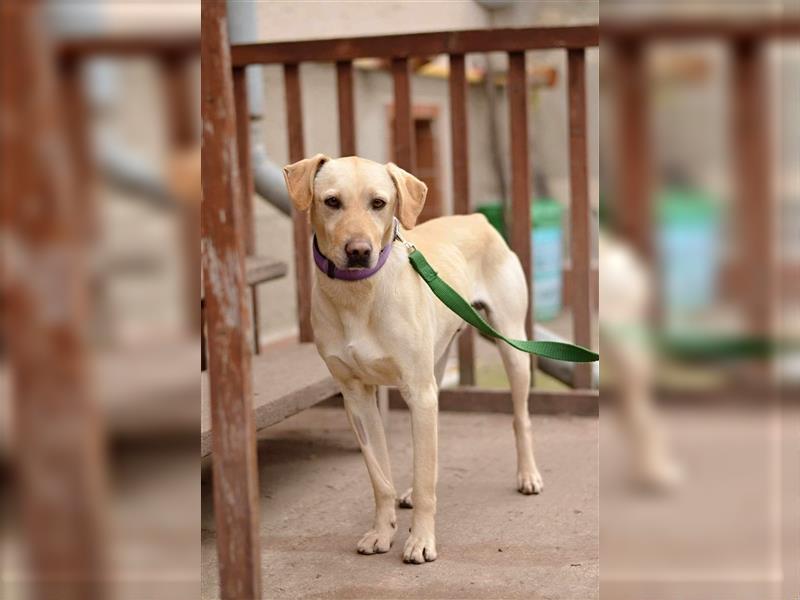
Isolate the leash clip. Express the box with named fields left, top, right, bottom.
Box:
left=392, top=217, right=416, bottom=254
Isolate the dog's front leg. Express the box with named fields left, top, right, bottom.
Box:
left=401, top=382, right=438, bottom=564
left=342, top=381, right=398, bottom=554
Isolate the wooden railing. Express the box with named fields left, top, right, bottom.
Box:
left=231, top=25, right=600, bottom=389
left=604, top=20, right=800, bottom=345
left=56, top=34, right=200, bottom=331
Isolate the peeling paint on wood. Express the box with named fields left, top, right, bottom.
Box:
left=201, top=2, right=262, bottom=598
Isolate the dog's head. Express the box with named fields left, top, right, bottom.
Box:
left=283, top=155, right=427, bottom=270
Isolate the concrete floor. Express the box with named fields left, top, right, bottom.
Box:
left=600, top=404, right=799, bottom=600
left=201, top=408, right=598, bottom=600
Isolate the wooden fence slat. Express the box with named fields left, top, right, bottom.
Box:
left=507, top=51, right=534, bottom=344
left=602, top=19, right=800, bottom=42
left=336, top=60, right=356, bottom=156
left=58, top=34, right=198, bottom=60
left=160, top=53, right=196, bottom=148
left=201, top=3, right=261, bottom=598
left=614, top=40, right=652, bottom=261
left=233, top=66, right=256, bottom=255
left=391, top=57, right=415, bottom=171
left=448, top=53, right=475, bottom=385
left=284, top=62, right=314, bottom=343
left=160, top=55, right=201, bottom=337
left=61, top=57, right=96, bottom=241
left=732, top=40, right=773, bottom=339
left=4, top=4, right=107, bottom=597
left=230, top=25, right=600, bottom=66
left=567, top=49, right=593, bottom=389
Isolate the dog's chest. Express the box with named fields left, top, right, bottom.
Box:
left=322, top=315, right=402, bottom=385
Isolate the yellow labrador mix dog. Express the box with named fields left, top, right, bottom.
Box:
left=284, top=154, right=540, bottom=564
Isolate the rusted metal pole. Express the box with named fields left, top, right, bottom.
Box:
left=201, top=2, right=262, bottom=598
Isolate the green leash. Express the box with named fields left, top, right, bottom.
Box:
left=604, top=324, right=799, bottom=362
left=400, top=236, right=599, bottom=363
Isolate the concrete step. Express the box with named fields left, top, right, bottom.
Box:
left=245, top=255, right=287, bottom=285
left=201, top=343, right=338, bottom=457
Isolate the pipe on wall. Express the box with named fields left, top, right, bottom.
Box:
left=227, top=0, right=292, bottom=217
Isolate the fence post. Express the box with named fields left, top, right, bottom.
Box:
left=732, top=39, right=774, bottom=345
left=233, top=66, right=256, bottom=256
left=614, top=40, right=653, bottom=262
left=3, top=3, right=107, bottom=598
left=507, top=51, right=535, bottom=378
left=567, top=48, right=594, bottom=389
left=284, top=63, right=314, bottom=343
left=336, top=60, right=357, bottom=157
left=201, top=2, right=262, bottom=597
left=392, top=57, right=415, bottom=171
left=448, top=53, right=476, bottom=386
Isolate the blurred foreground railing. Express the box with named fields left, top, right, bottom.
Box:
left=605, top=19, right=800, bottom=376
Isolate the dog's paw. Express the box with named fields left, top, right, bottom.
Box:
left=402, top=532, right=437, bottom=564
left=356, top=527, right=395, bottom=555
left=397, top=487, right=413, bottom=509
left=517, top=469, right=544, bottom=495
left=636, top=457, right=683, bottom=492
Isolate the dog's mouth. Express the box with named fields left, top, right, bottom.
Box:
left=346, top=255, right=372, bottom=269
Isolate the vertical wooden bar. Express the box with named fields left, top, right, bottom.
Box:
left=567, top=49, right=593, bottom=389
left=201, top=2, right=261, bottom=598
left=233, top=66, right=256, bottom=256
left=508, top=52, right=534, bottom=345
left=160, top=54, right=202, bottom=337
left=614, top=40, right=653, bottom=261
left=284, top=62, right=314, bottom=343
left=732, top=40, right=773, bottom=340
left=161, top=53, right=196, bottom=148
left=3, top=3, right=107, bottom=598
left=336, top=60, right=356, bottom=156
left=449, top=53, right=475, bottom=385
left=61, top=57, right=96, bottom=241
left=391, top=57, right=415, bottom=171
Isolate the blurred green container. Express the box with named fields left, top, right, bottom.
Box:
left=657, top=187, right=721, bottom=313
left=476, top=199, right=564, bottom=321
left=531, top=198, right=564, bottom=321
left=476, top=203, right=507, bottom=239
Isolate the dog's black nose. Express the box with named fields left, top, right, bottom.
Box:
left=345, top=239, right=372, bottom=267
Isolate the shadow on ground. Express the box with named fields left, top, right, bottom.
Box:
left=201, top=407, right=598, bottom=599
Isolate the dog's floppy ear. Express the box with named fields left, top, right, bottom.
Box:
left=386, top=162, right=427, bottom=229
left=283, top=154, right=329, bottom=212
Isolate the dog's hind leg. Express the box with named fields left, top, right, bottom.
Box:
left=481, top=255, right=543, bottom=495
left=342, top=381, right=398, bottom=554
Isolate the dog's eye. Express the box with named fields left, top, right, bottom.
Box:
left=371, top=198, right=386, bottom=210
left=324, top=196, right=341, bottom=209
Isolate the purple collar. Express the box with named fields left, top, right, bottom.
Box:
left=313, top=235, right=393, bottom=281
